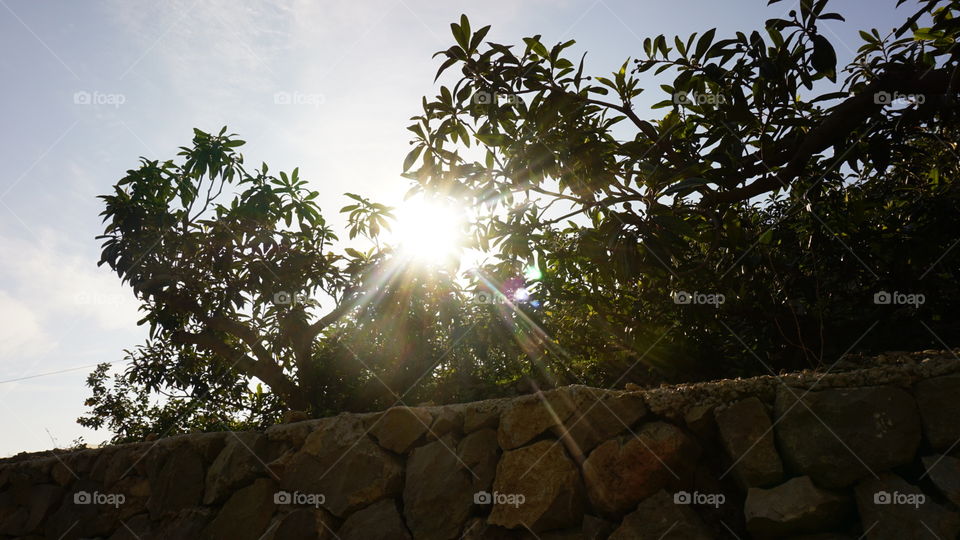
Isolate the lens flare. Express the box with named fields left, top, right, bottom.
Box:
left=392, top=197, right=464, bottom=265
left=513, top=287, right=530, bottom=301
left=524, top=265, right=542, bottom=281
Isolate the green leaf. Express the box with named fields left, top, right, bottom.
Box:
left=663, top=177, right=710, bottom=195
left=811, top=34, right=837, bottom=81
left=595, top=76, right=615, bottom=89
left=434, top=57, right=458, bottom=82
left=695, top=28, right=716, bottom=59
left=470, top=25, right=491, bottom=52
left=460, top=14, right=471, bottom=43
left=403, top=145, right=423, bottom=172
left=819, top=13, right=845, bottom=21
left=759, top=229, right=774, bottom=244
left=450, top=17, right=469, bottom=51
left=523, top=37, right=550, bottom=59
left=475, top=132, right=509, bottom=146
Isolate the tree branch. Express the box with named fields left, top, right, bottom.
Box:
left=171, top=328, right=307, bottom=410
left=701, top=65, right=955, bottom=206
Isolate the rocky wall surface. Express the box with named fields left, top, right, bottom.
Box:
left=3, top=350, right=960, bottom=539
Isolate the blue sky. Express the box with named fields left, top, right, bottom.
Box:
left=0, top=0, right=911, bottom=456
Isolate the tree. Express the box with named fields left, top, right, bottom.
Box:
left=81, top=128, right=541, bottom=440
left=404, top=0, right=960, bottom=375
left=92, top=127, right=366, bottom=412
left=82, top=0, right=960, bottom=440
left=82, top=129, right=435, bottom=437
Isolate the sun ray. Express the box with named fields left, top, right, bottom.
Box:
left=391, top=196, right=465, bottom=266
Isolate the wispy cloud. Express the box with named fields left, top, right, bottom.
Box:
left=0, top=289, right=51, bottom=361
left=0, top=229, right=140, bottom=341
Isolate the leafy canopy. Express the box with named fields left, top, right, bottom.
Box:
left=404, top=0, right=960, bottom=372
left=82, top=0, right=960, bottom=440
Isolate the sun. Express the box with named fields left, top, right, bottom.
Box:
left=391, top=196, right=465, bottom=265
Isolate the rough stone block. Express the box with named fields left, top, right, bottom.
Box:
left=715, top=396, right=784, bottom=488
left=775, top=385, right=920, bottom=488
left=745, top=476, right=850, bottom=538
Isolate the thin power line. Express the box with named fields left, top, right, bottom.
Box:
left=0, top=360, right=128, bottom=385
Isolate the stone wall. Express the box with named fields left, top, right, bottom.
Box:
left=3, top=350, right=960, bottom=539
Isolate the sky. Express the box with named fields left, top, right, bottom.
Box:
left=0, top=0, right=914, bottom=456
